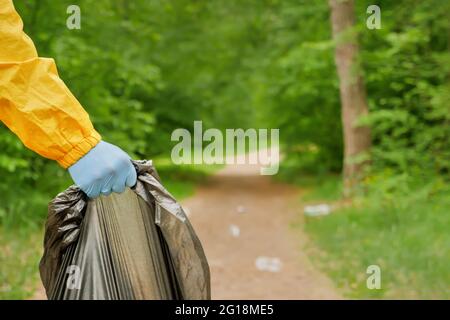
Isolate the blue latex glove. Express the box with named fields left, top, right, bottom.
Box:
left=68, top=141, right=137, bottom=198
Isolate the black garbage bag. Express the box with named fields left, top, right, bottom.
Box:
left=39, top=160, right=210, bottom=300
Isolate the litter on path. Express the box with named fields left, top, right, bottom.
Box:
left=255, top=256, right=282, bottom=273
left=236, top=205, right=246, bottom=214
left=303, top=204, right=332, bottom=217
left=229, top=224, right=240, bottom=237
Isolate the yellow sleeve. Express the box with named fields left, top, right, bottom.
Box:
left=0, top=0, right=101, bottom=168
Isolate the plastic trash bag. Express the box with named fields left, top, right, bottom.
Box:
left=39, top=160, right=210, bottom=300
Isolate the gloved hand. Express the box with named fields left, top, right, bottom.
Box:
left=68, top=141, right=137, bottom=198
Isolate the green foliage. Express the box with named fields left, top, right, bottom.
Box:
left=358, top=0, right=450, bottom=175
left=0, top=226, right=43, bottom=299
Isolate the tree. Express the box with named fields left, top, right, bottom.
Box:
left=329, top=0, right=371, bottom=196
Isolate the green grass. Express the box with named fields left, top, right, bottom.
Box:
left=292, top=175, right=450, bottom=299
left=274, top=154, right=342, bottom=202
left=295, top=174, right=342, bottom=202
left=0, top=225, right=43, bottom=299
left=0, top=167, right=70, bottom=299
left=0, top=160, right=221, bottom=300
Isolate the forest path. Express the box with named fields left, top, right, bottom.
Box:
left=184, top=151, right=341, bottom=299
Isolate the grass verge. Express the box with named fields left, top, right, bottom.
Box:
left=287, top=171, right=450, bottom=299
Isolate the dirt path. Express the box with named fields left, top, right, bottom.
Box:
left=32, top=152, right=341, bottom=300
left=184, top=155, right=341, bottom=299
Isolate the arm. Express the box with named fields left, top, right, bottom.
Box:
left=0, top=0, right=136, bottom=197
left=0, top=0, right=100, bottom=168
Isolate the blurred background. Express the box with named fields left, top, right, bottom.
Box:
left=0, top=0, right=449, bottom=299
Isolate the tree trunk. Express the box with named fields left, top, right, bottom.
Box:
left=329, top=0, right=371, bottom=197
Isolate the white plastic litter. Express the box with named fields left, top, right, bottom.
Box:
left=229, top=224, right=240, bottom=237
left=255, top=256, right=282, bottom=273
left=304, top=204, right=331, bottom=217
left=236, top=205, right=246, bottom=214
